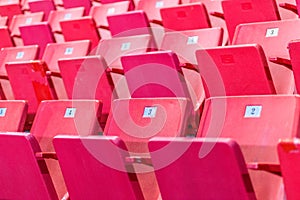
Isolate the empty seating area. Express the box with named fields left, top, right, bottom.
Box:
left=1, top=0, right=300, bottom=199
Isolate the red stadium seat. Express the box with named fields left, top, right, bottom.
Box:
left=20, top=22, right=55, bottom=58
left=149, top=137, right=256, bottom=200
left=0, top=2, right=22, bottom=25
left=95, top=34, right=152, bottom=98
left=31, top=99, right=102, bottom=199
left=121, top=51, right=190, bottom=98
left=222, top=0, right=280, bottom=42
left=160, top=3, right=211, bottom=31
left=278, top=138, right=300, bottom=200
left=0, top=26, right=14, bottom=48
left=0, top=45, right=39, bottom=100
left=60, top=16, right=100, bottom=49
left=63, top=0, right=92, bottom=15
left=5, top=60, right=57, bottom=115
left=137, top=0, right=179, bottom=23
left=104, top=97, right=193, bottom=199
left=288, top=40, right=300, bottom=94
left=0, top=132, right=58, bottom=200
left=196, top=44, right=276, bottom=97
left=28, top=0, right=56, bottom=21
left=48, top=7, right=85, bottom=33
left=233, top=19, right=300, bottom=94
left=43, top=40, right=91, bottom=99
left=161, top=28, right=223, bottom=110
left=0, top=16, right=8, bottom=26
left=197, top=95, right=300, bottom=200
left=58, top=55, right=116, bottom=128
left=0, top=100, right=27, bottom=131
left=53, top=135, right=144, bottom=200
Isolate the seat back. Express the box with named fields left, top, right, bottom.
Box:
left=288, top=40, right=300, bottom=93
left=0, top=100, right=27, bottom=132
left=149, top=137, right=256, bottom=200
left=222, top=0, right=280, bottom=42
left=6, top=60, right=57, bottom=114
left=48, top=7, right=85, bottom=33
left=28, top=0, right=56, bottom=20
left=0, top=132, right=58, bottom=200
left=160, top=3, right=211, bottom=31
left=121, top=51, right=190, bottom=98
left=20, top=22, right=55, bottom=58
left=60, top=17, right=100, bottom=49
left=196, top=44, right=276, bottom=97
left=278, top=138, right=300, bottom=200
left=30, top=99, right=102, bottom=198
left=197, top=95, right=300, bottom=200
left=58, top=55, right=116, bottom=127
left=54, top=135, right=144, bottom=200
left=63, top=0, right=92, bottom=15
left=233, top=19, right=300, bottom=94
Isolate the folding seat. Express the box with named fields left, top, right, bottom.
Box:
left=101, top=0, right=135, bottom=10
left=288, top=40, right=300, bottom=93
left=0, top=26, right=14, bottom=48
left=189, top=0, right=229, bottom=45
left=160, top=3, right=211, bottom=31
left=0, top=2, right=22, bottom=25
left=196, top=44, right=276, bottom=97
left=0, top=45, right=38, bottom=100
left=7, top=40, right=91, bottom=103
left=149, top=137, right=256, bottom=200
left=43, top=40, right=91, bottom=98
left=0, top=15, right=7, bottom=26
left=48, top=7, right=85, bottom=33
left=28, top=0, right=56, bottom=21
left=89, top=1, right=130, bottom=39
left=104, top=97, right=193, bottom=200
left=5, top=60, right=57, bottom=115
left=222, top=0, right=280, bottom=43
left=0, top=100, right=27, bottom=131
left=0, top=132, right=58, bottom=200
left=63, top=0, right=92, bottom=15
left=161, top=27, right=223, bottom=110
left=277, top=138, right=300, bottom=200
left=53, top=135, right=144, bottom=200
left=95, top=34, right=152, bottom=98
left=60, top=16, right=101, bottom=49
left=9, top=12, right=44, bottom=46
left=121, top=51, right=190, bottom=98
left=137, top=0, right=179, bottom=23
left=58, top=55, right=116, bottom=129
left=197, top=95, right=300, bottom=200
left=90, top=1, right=130, bottom=28
left=30, top=99, right=102, bottom=199
left=233, top=19, right=300, bottom=94
left=20, top=22, right=55, bottom=58
left=107, top=11, right=157, bottom=49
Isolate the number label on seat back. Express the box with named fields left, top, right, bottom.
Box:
left=0, top=108, right=7, bottom=117
left=64, top=108, right=76, bottom=118
left=143, top=107, right=157, bottom=118
left=244, top=105, right=262, bottom=118
left=265, top=28, right=279, bottom=37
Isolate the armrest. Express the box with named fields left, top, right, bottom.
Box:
left=150, top=19, right=163, bottom=26
left=35, top=152, right=58, bottom=160
left=125, top=156, right=153, bottom=167
left=279, top=3, right=298, bottom=14
left=269, top=57, right=292, bottom=70
left=98, top=25, right=110, bottom=31
left=180, top=63, right=199, bottom=72
left=0, top=75, right=9, bottom=80
left=106, top=68, right=125, bottom=75
left=209, top=11, right=225, bottom=19
left=46, top=70, right=62, bottom=78
left=247, top=162, right=281, bottom=176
